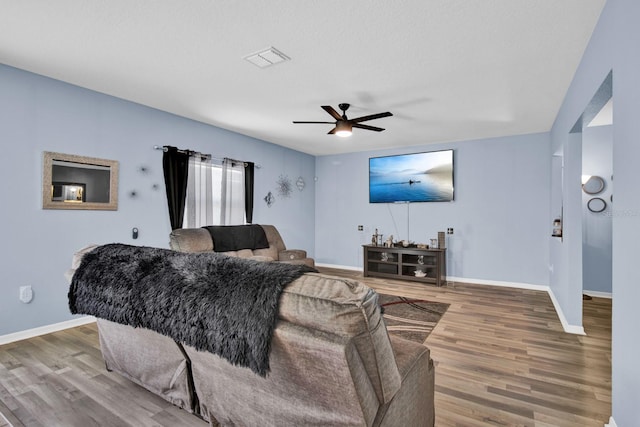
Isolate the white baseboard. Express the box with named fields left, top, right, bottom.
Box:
left=316, top=262, right=363, bottom=271
left=547, top=288, right=586, bottom=335
left=445, top=276, right=549, bottom=292
left=605, top=416, right=617, bottom=427
left=583, top=290, right=612, bottom=299
left=0, top=316, right=96, bottom=345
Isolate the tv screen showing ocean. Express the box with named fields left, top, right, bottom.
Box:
left=369, top=150, right=453, bottom=203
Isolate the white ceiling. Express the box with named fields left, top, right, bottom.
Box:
left=0, top=1, right=606, bottom=156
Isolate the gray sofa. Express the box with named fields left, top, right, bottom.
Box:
left=169, top=224, right=315, bottom=268
left=67, top=245, right=435, bottom=426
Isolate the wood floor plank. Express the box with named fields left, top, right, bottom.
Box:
left=0, top=267, right=610, bottom=426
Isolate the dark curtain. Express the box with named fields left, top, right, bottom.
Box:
left=244, top=162, right=255, bottom=224
left=162, top=146, right=190, bottom=230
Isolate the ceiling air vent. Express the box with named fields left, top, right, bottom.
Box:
left=244, top=47, right=290, bottom=68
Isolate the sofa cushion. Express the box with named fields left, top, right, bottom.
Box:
left=278, top=273, right=402, bottom=404
left=169, top=228, right=213, bottom=252
left=252, top=246, right=279, bottom=261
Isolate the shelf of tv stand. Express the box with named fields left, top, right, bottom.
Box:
left=363, top=245, right=446, bottom=286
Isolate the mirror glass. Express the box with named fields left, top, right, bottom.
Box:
left=587, top=197, right=607, bottom=213
left=582, top=175, right=605, bottom=195
left=43, top=152, right=119, bottom=210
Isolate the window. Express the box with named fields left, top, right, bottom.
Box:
left=183, top=156, right=245, bottom=227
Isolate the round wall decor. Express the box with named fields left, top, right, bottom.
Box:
left=587, top=197, right=607, bottom=213
left=583, top=176, right=605, bottom=194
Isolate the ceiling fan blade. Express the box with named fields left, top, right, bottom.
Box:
left=352, top=123, right=385, bottom=132
left=349, top=112, right=393, bottom=123
left=293, top=121, right=335, bottom=124
left=327, top=127, right=337, bottom=135
left=321, top=105, right=343, bottom=121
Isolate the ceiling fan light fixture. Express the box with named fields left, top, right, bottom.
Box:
left=335, top=121, right=352, bottom=137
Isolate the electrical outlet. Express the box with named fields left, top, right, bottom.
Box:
left=358, top=225, right=364, bottom=231
left=447, top=228, right=454, bottom=234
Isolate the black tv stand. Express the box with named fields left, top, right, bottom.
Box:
left=363, top=245, right=446, bottom=287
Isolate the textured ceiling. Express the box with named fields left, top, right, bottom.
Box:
left=0, top=1, right=606, bottom=156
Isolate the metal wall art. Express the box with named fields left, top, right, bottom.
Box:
left=296, top=176, right=305, bottom=191
left=264, top=191, right=275, bottom=207
left=277, top=174, right=292, bottom=198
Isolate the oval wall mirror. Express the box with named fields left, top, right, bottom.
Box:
left=583, top=175, right=605, bottom=194
left=587, top=197, right=607, bottom=213
left=42, top=152, right=119, bottom=210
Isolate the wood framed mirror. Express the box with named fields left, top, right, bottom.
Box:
left=42, top=152, right=119, bottom=210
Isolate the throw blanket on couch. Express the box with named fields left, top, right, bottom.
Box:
left=69, top=243, right=316, bottom=376
left=204, top=224, right=270, bottom=252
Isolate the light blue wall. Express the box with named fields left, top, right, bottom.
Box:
left=0, top=64, right=315, bottom=336
left=315, top=133, right=551, bottom=286
left=582, top=125, right=612, bottom=294
left=550, top=0, right=640, bottom=424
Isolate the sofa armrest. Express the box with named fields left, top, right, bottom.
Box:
left=375, top=336, right=435, bottom=426
left=278, top=249, right=307, bottom=261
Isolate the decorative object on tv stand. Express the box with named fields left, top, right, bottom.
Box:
left=430, top=239, right=438, bottom=249
left=372, top=228, right=383, bottom=246
left=385, top=235, right=394, bottom=248
left=438, top=231, right=446, bottom=249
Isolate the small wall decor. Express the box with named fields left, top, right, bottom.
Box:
left=138, top=165, right=150, bottom=174
left=296, top=176, right=305, bottom=191
left=264, top=191, right=275, bottom=207
left=277, top=174, right=292, bottom=198
left=583, top=176, right=605, bottom=194
left=587, top=197, right=607, bottom=213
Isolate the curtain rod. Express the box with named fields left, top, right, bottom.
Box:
left=153, top=145, right=261, bottom=168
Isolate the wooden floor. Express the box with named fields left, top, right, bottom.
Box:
left=0, top=268, right=611, bottom=427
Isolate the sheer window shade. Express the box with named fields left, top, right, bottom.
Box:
left=220, top=158, right=245, bottom=225
left=183, top=155, right=245, bottom=228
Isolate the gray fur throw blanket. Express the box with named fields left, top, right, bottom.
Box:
left=69, top=243, right=316, bottom=376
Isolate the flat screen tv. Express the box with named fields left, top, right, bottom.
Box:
left=369, top=149, right=454, bottom=203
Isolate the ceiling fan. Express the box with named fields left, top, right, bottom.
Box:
left=293, top=103, right=393, bottom=137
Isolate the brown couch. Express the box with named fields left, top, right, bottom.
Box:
left=67, top=246, right=435, bottom=426
left=169, top=224, right=315, bottom=267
